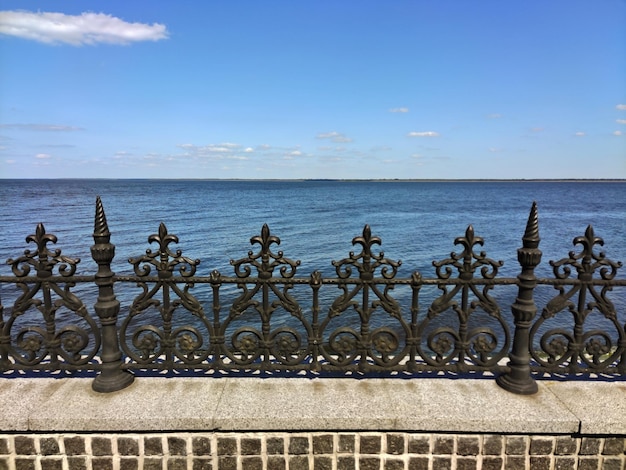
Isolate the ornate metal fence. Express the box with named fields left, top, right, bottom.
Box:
left=0, top=198, right=624, bottom=394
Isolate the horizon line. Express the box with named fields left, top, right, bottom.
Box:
left=1, top=178, right=625, bottom=182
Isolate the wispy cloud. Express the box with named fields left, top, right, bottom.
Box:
left=616, top=104, right=626, bottom=111
left=574, top=132, right=586, bottom=137
left=617, top=119, right=626, bottom=125
left=389, top=107, right=409, bottom=113
left=35, top=153, right=51, bottom=159
left=487, top=113, right=503, bottom=119
left=0, top=123, right=83, bottom=131
left=177, top=143, right=251, bottom=159
left=0, top=11, right=168, bottom=46
left=407, top=131, right=439, bottom=137
left=316, top=131, right=353, bottom=143
left=614, top=130, right=623, bottom=136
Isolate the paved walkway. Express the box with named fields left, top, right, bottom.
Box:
left=1, top=377, right=624, bottom=435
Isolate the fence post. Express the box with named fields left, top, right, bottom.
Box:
left=91, top=197, right=134, bottom=392
left=496, top=202, right=541, bottom=395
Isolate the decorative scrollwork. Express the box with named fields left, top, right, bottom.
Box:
left=8, top=309, right=100, bottom=367
left=323, top=327, right=360, bottom=366
left=7, top=223, right=80, bottom=277
left=172, top=326, right=205, bottom=361
left=123, top=318, right=212, bottom=365
left=15, top=328, right=46, bottom=364
left=129, top=223, right=200, bottom=278
left=550, top=225, right=622, bottom=280
left=228, top=327, right=263, bottom=365
left=3, top=242, right=100, bottom=368
left=467, top=328, right=499, bottom=365
left=131, top=327, right=163, bottom=362
left=269, top=328, right=307, bottom=365
left=423, top=328, right=458, bottom=365
left=370, top=327, right=405, bottom=366
left=531, top=226, right=624, bottom=373
left=433, top=225, right=503, bottom=281
left=419, top=226, right=509, bottom=369
left=322, top=226, right=408, bottom=369
left=230, top=224, right=300, bottom=279
left=332, top=225, right=401, bottom=280
left=122, top=223, right=210, bottom=368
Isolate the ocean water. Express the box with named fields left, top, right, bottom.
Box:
left=0, top=179, right=624, bottom=353
left=1, top=180, right=624, bottom=275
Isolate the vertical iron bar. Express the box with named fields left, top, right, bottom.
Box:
left=458, top=283, right=469, bottom=372
left=91, top=196, right=134, bottom=392
left=0, top=289, right=8, bottom=371
left=408, top=272, right=421, bottom=372
left=359, top=281, right=370, bottom=372
left=162, top=283, right=173, bottom=371
left=42, top=280, right=60, bottom=369
left=210, top=270, right=222, bottom=371
left=496, top=202, right=541, bottom=394
left=261, top=279, right=270, bottom=370
left=310, top=271, right=322, bottom=372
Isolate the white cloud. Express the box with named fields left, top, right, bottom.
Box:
left=244, top=147, right=254, bottom=153
left=574, top=132, right=586, bottom=137
left=616, top=119, right=626, bottom=125
left=316, top=131, right=353, bottom=143
left=407, top=131, right=439, bottom=137
left=616, top=104, right=626, bottom=111
left=614, top=130, right=623, bottom=136
left=0, top=10, right=168, bottom=46
left=206, top=146, right=234, bottom=153
left=389, top=107, right=409, bottom=113
left=179, top=143, right=243, bottom=156
left=35, top=153, right=51, bottom=159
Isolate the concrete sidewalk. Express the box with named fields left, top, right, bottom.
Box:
left=1, top=377, right=624, bottom=435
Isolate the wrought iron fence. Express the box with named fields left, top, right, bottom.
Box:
left=0, top=198, right=624, bottom=394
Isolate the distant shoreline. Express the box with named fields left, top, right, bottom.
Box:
left=1, top=178, right=625, bottom=183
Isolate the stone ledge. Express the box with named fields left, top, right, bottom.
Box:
left=0, top=377, right=624, bottom=435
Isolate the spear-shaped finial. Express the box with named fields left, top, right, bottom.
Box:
left=93, top=196, right=111, bottom=242
left=522, top=201, right=540, bottom=249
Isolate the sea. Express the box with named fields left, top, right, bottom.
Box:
left=0, top=179, right=624, bottom=344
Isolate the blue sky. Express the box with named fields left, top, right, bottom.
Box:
left=1, top=1, right=625, bottom=179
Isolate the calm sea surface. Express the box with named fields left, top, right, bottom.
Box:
left=0, top=180, right=624, bottom=336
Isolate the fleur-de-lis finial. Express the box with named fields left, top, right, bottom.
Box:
left=230, top=224, right=300, bottom=279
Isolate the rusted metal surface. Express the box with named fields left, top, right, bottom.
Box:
left=0, top=198, right=624, bottom=394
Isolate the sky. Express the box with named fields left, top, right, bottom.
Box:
left=0, top=1, right=625, bottom=180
